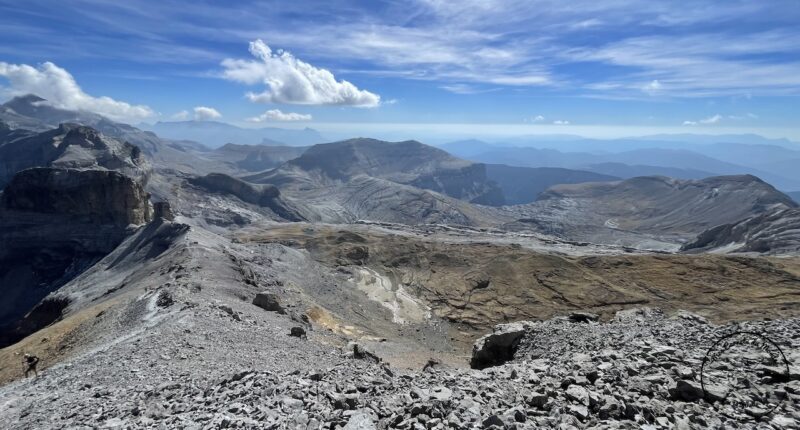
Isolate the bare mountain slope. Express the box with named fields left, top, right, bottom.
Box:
left=245, top=138, right=509, bottom=225
left=251, top=138, right=504, bottom=205
left=209, top=143, right=307, bottom=172
left=682, top=207, right=800, bottom=255
left=507, top=175, right=797, bottom=248
left=0, top=122, right=149, bottom=187
left=484, top=164, right=618, bottom=204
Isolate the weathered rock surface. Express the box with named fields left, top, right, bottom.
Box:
left=682, top=208, right=800, bottom=255
left=2, top=306, right=797, bottom=429
left=188, top=173, right=304, bottom=221
left=0, top=122, right=150, bottom=187
left=243, top=138, right=511, bottom=226
left=2, top=167, right=152, bottom=226
left=0, top=167, right=153, bottom=346
left=255, top=138, right=504, bottom=205
left=507, top=175, right=797, bottom=248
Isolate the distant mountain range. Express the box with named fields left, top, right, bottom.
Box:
left=141, top=120, right=326, bottom=147
left=440, top=137, right=800, bottom=192
left=484, top=164, right=617, bottom=205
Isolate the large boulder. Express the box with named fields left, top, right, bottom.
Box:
left=252, top=292, right=285, bottom=314
left=470, top=321, right=532, bottom=369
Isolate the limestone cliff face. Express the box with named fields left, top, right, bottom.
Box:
left=2, top=167, right=152, bottom=226
left=0, top=167, right=153, bottom=345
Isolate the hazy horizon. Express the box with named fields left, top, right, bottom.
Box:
left=2, top=0, right=798, bottom=143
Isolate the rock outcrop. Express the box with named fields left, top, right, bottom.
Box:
left=682, top=207, right=800, bottom=255
left=0, top=122, right=150, bottom=187
left=2, top=168, right=152, bottom=226
left=188, top=173, right=303, bottom=221
left=0, top=167, right=152, bottom=346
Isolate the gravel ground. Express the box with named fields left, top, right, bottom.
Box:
left=1, top=305, right=797, bottom=429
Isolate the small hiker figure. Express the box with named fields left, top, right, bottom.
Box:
left=23, top=353, right=39, bottom=378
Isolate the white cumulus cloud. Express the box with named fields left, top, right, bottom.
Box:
left=171, top=110, right=190, bottom=120
left=533, top=115, right=545, bottom=122
left=553, top=120, right=570, bottom=125
left=246, top=109, right=312, bottom=122
left=222, top=40, right=380, bottom=108
left=0, top=61, right=154, bottom=122
left=193, top=106, right=221, bottom=120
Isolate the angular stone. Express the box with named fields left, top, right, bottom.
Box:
left=343, top=411, right=377, bottom=430
left=566, top=385, right=590, bottom=406
left=252, top=292, right=286, bottom=314
left=470, top=322, right=530, bottom=369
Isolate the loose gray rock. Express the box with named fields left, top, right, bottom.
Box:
left=253, top=292, right=286, bottom=314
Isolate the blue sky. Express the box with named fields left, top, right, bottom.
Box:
left=0, top=0, right=799, bottom=141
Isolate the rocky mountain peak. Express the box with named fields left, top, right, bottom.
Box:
left=59, top=123, right=109, bottom=149
left=0, top=122, right=150, bottom=187
left=2, top=94, right=47, bottom=113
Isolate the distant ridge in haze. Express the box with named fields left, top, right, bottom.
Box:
left=442, top=138, right=800, bottom=192
left=143, top=120, right=326, bottom=147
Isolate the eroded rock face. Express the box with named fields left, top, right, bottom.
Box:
left=0, top=167, right=153, bottom=346
left=2, top=168, right=152, bottom=226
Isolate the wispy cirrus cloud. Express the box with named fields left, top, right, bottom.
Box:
left=570, top=30, right=800, bottom=98
left=683, top=114, right=722, bottom=126
left=3, top=0, right=799, bottom=104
